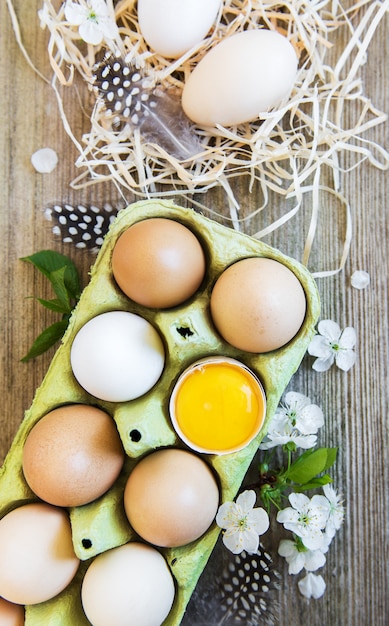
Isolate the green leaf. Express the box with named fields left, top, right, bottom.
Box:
left=48, top=266, right=72, bottom=310
left=21, top=250, right=81, bottom=299
left=286, top=447, right=338, bottom=485
left=293, top=474, right=333, bottom=492
left=21, top=319, right=69, bottom=362
left=36, top=298, right=71, bottom=314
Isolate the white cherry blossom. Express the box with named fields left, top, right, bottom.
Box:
left=308, top=319, right=356, bottom=372
left=278, top=538, right=326, bottom=574
left=276, top=493, right=330, bottom=550
left=323, top=484, right=344, bottom=539
left=65, top=0, right=119, bottom=45
left=298, top=572, right=326, bottom=599
left=259, top=392, right=324, bottom=450
left=216, top=490, right=269, bottom=555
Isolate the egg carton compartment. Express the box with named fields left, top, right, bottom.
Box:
left=0, top=199, right=320, bottom=626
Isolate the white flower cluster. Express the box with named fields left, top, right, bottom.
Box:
left=277, top=485, right=344, bottom=598
left=216, top=485, right=344, bottom=599
left=259, top=391, right=324, bottom=451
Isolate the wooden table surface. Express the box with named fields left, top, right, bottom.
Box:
left=1, top=1, right=388, bottom=625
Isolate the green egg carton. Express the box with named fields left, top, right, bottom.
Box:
left=0, top=199, right=320, bottom=625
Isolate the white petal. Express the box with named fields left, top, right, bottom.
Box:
left=351, top=270, right=370, bottom=289
left=312, top=355, right=334, bottom=372
left=31, top=147, right=58, bottom=173
left=324, top=520, right=337, bottom=540
left=298, top=573, right=326, bottom=599
left=302, top=531, right=326, bottom=550
left=339, top=326, right=357, bottom=349
left=293, top=434, right=318, bottom=449
left=241, top=529, right=260, bottom=554
left=335, top=349, right=356, bottom=371
left=258, top=439, right=277, bottom=450
left=285, top=391, right=310, bottom=409
left=276, top=507, right=299, bottom=525
left=236, top=490, right=256, bottom=514
left=308, top=335, right=332, bottom=358
left=269, top=412, right=290, bottom=432
left=321, top=528, right=335, bottom=552
left=323, top=484, right=337, bottom=503
left=278, top=539, right=296, bottom=558
left=310, top=495, right=331, bottom=527
left=297, top=404, right=324, bottom=434
left=259, top=437, right=284, bottom=450
left=222, top=529, right=245, bottom=554
left=64, top=2, right=86, bottom=25
left=304, top=549, right=326, bottom=572
left=289, top=492, right=310, bottom=511
left=79, top=20, right=104, bottom=45
left=317, top=319, right=341, bottom=342
left=288, top=552, right=306, bottom=575
left=278, top=541, right=306, bottom=574
left=248, top=508, right=270, bottom=535
left=215, top=502, right=237, bottom=529
left=90, top=0, right=109, bottom=14
left=326, top=501, right=344, bottom=534
left=101, top=18, right=119, bottom=40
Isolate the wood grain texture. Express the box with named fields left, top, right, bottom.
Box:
left=0, top=1, right=388, bottom=625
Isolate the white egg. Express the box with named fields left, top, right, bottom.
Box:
left=182, top=29, right=298, bottom=127
left=138, top=0, right=221, bottom=58
left=81, top=543, right=175, bottom=626
left=0, top=503, right=79, bottom=605
left=70, top=311, right=165, bottom=402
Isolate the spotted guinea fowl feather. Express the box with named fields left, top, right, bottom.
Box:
left=183, top=539, right=280, bottom=626
left=92, top=54, right=202, bottom=160
left=44, top=204, right=118, bottom=251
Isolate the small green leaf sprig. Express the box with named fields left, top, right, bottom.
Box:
left=21, top=251, right=82, bottom=361
left=257, top=445, right=337, bottom=512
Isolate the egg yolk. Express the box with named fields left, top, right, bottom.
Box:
left=171, top=360, right=266, bottom=453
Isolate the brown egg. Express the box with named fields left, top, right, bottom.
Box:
left=111, top=218, right=206, bottom=308
left=0, top=597, right=24, bottom=626
left=210, top=257, right=307, bottom=353
left=124, top=449, right=219, bottom=547
left=22, top=405, right=125, bottom=507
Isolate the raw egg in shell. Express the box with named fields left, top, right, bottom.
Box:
left=70, top=311, right=165, bottom=402
left=210, top=257, right=307, bottom=352
left=138, top=0, right=221, bottom=59
left=182, top=29, right=298, bottom=127
left=22, top=404, right=125, bottom=507
left=124, top=448, right=219, bottom=547
left=0, top=503, right=79, bottom=605
left=81, top=542, right=175, bottom=626
left=111, top=218, right=206, bottom=309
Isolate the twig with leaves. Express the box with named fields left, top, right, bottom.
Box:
left=21, top=250, right=81, bottom=361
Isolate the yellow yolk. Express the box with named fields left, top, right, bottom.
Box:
left=171, top=360, right=266, bottom=453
